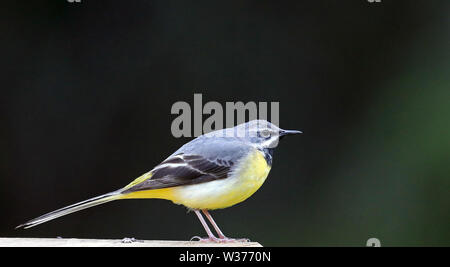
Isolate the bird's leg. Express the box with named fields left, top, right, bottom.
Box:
left=202, top=210, right=250, bottom=243
left=201, top=210, right=226, bottom=238
left=190, top=209, right=221, bottom=242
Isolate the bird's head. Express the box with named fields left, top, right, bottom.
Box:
left=206, top=120, right=301, bottom=149
left=241, top=120, right=302, bottom=149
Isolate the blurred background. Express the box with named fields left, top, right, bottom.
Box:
left=1, top=0, right=449, bottom=246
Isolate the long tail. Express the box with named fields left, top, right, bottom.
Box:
left=16, top=191, right=123, bottom=229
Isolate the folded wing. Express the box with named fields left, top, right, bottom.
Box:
left=121, top=153, right=234, bottom=193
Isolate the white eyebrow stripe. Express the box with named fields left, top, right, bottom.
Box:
left=253, top=135, right=280, bottom=149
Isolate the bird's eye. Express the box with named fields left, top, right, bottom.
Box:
left=260, top=130, right=271, bottom=138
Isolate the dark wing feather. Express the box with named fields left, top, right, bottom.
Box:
left=122, top=153, right=233, bottom=193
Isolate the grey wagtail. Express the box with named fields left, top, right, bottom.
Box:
left=17, top=120, right=301, bottom=242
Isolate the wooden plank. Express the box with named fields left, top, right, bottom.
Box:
left=0, top=237, right=262, bottom=247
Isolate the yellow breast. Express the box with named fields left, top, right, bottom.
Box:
left=170, top=149, right=271, bottom=210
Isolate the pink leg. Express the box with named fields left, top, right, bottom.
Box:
left=202, top=210, right=250, bottom=243
left=201, top=210, right=226, bottom=238
left=190, top=210, right=220, bottom=242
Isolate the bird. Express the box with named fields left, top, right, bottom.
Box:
left=16, top=120, right=302, bottom=242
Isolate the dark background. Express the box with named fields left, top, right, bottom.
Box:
left=1, top=0, right=449, bottom=246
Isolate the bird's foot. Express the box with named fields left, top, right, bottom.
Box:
left=190, top=235, right=250, bottom=243
left=190, top=236, right=222, bottom=242
left=218, top=237, right=250, bottom=243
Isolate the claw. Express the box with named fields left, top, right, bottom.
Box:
left=190, top=236, right=202, bottom=241
left=190, top=236, right=250, bottom=243
left=190, top=236, right=221, bottom=242
left=218, top=237, right=250, bottom=243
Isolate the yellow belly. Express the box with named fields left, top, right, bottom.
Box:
left=122, top=150, right=271, bottom=210
left=172, top=150, right=271, bottom=210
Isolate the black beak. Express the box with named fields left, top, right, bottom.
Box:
left=279, top=129, right=302, bottom=137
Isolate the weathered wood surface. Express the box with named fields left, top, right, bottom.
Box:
left=0, top=237, right=262, bottom=247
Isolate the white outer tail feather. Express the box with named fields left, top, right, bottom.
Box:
left=16, top=191, right=122, bottom=229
